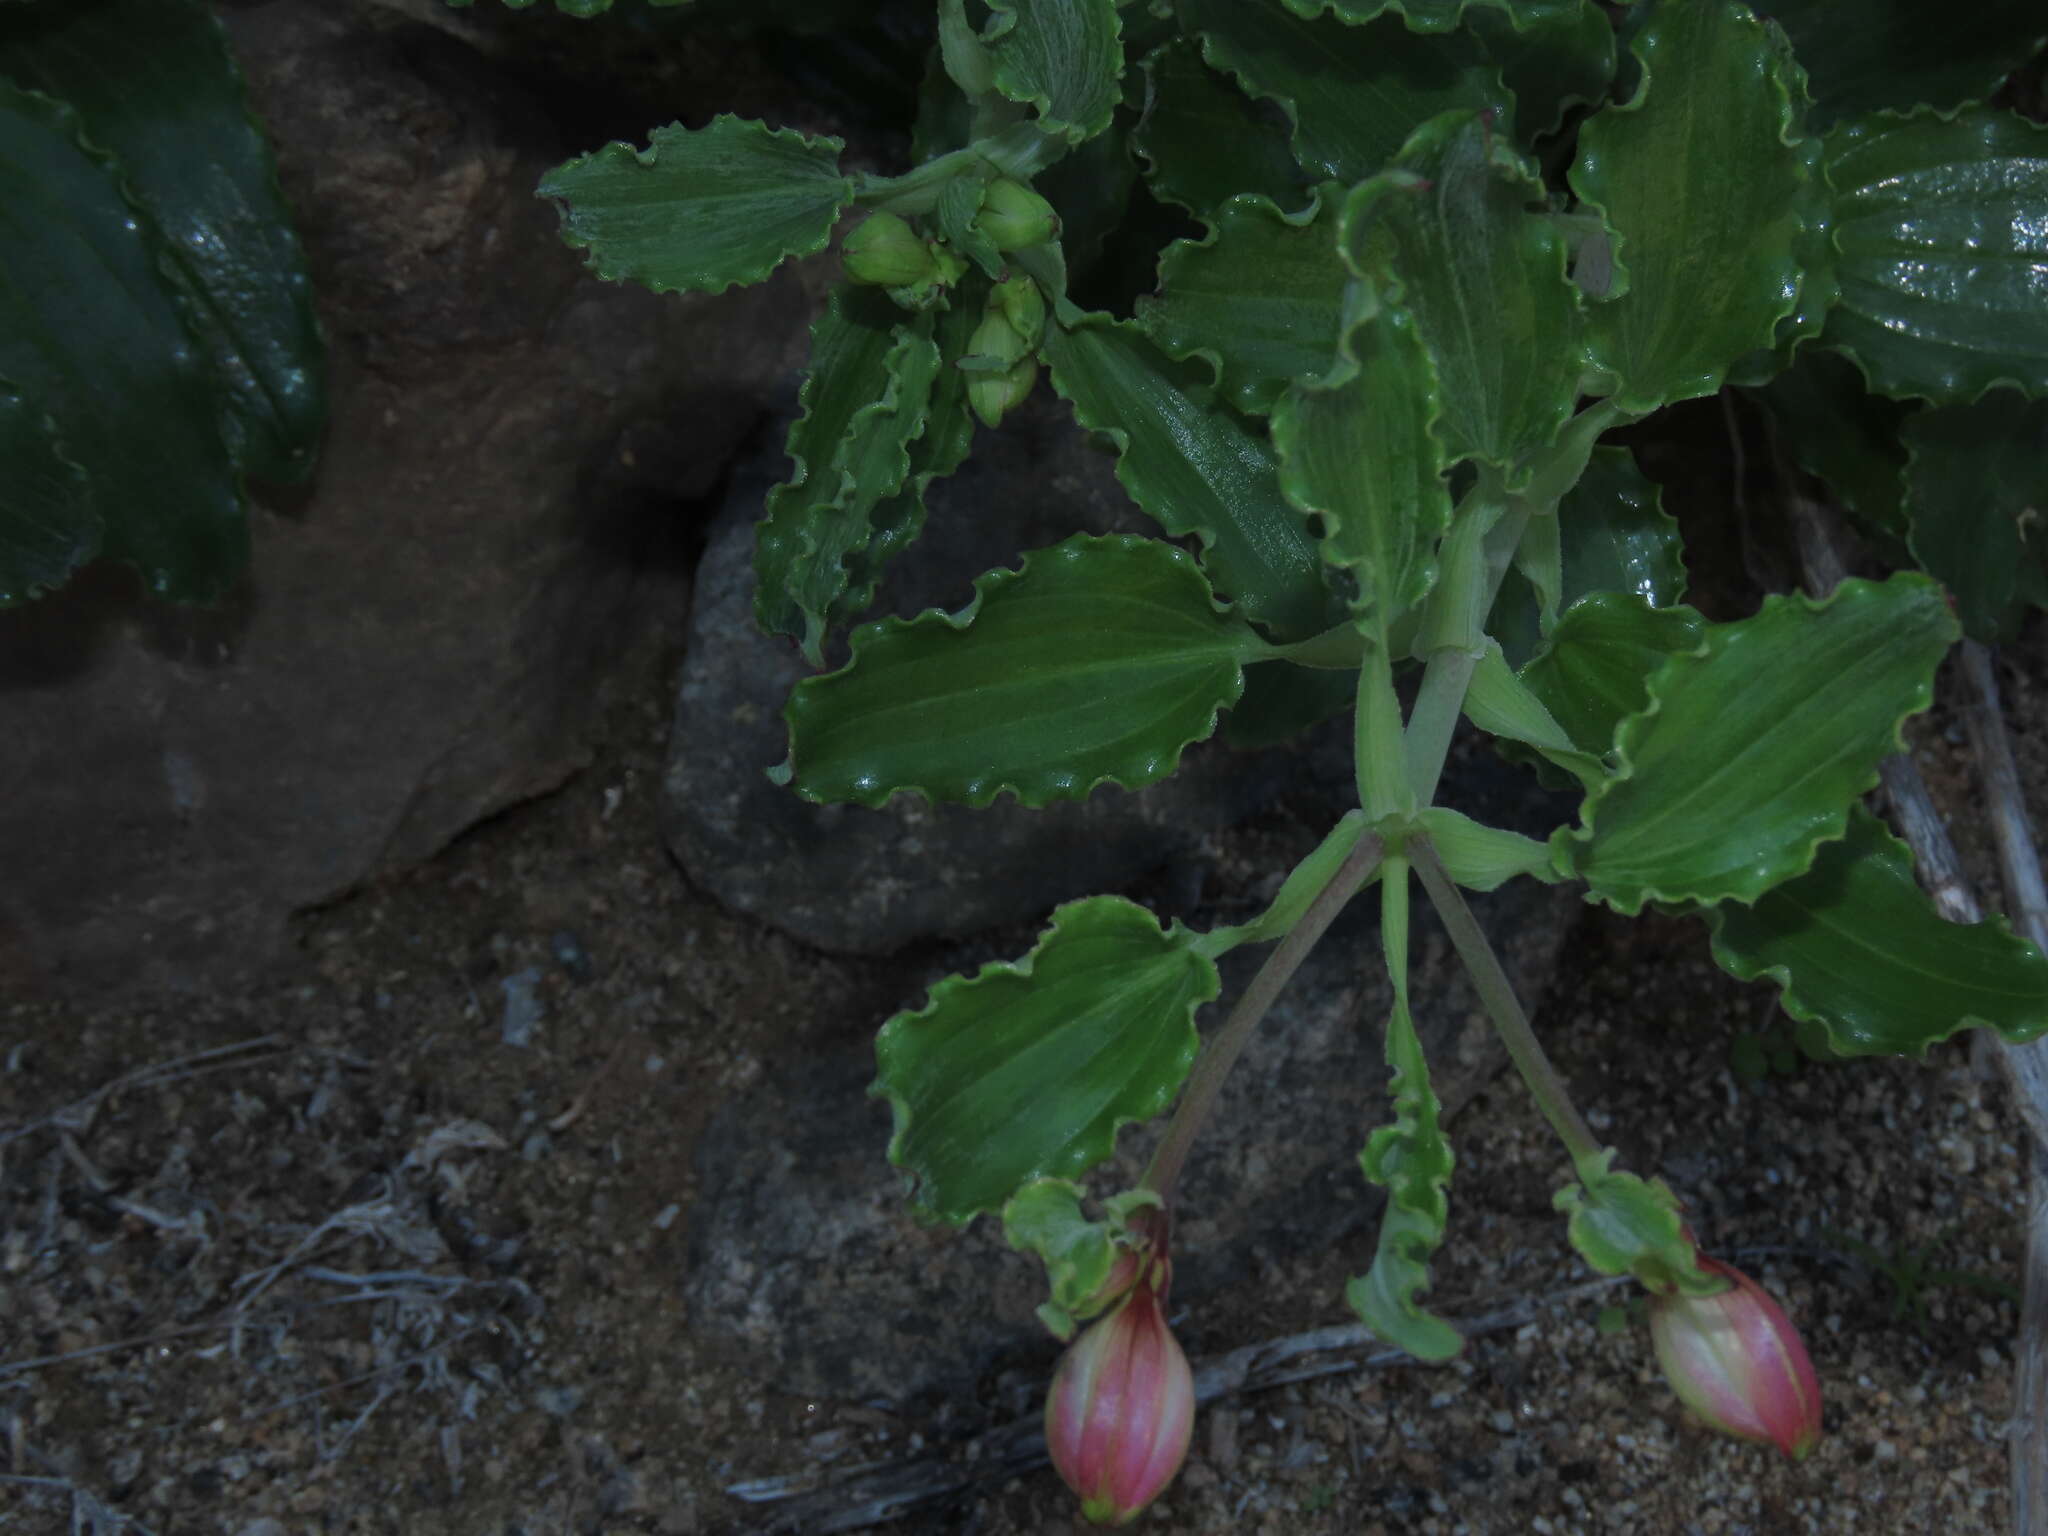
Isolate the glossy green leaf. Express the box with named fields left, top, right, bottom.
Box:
left=983, top=0, right=1121, bottom=147
left=1343, top=112, right=1584, bottom=482
left=0, top=83, right=244, bottom=600
left=1470, top=2, right=1617, bottom=145
left=873, top=896, right=1215, bottom=1225
left=0, top=0, right=326, bottom=485
left=0, top=386, right=90, bottom=606
left=1348, top=996, right=1461, bottom=1360
left=1555, top=1149, right=1716, bottom=1294
left=1041, top=317, right=1337, bottom=640
left=781, top=535, right=1270, bottom=808
left=1492, top=446, right=1686, bottom=668
left=1272, top=300, right=1451, bottom=635
left=1554, top=446, right=1687, bottom=608
left=1747, top=347, right=1910, bottom=545
left=753, top=286, right=943, bottom=663
left=1132, top=39, right=1312, bottom=224
left=1902, top=390, right=2048, bottom=643
left=1557, top=576, right=1956, bottom=913
left=1706, top=807, right=2048, bottom=1057
left=1567, top=1, right=1817, bottom=414
left=1137, top=189, right=1348, bottom=416
left=1519, top=592, right=1704, bottom=761
left=1182, top=0, right=1506, bottom=187
left=1823, top=107, right=2048, bottom=404
left=1760, top=1, right=2046, bottom=130
left=1418, top=807, right=1558, bottom=891
left=537, top=114, right=850, bottom=296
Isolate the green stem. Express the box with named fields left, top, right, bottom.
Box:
left=853, top=123, right=1062, bottom=215
left=1142, top=831, right=1388, bottom=1205
left=1410, top=835, right=1600, bottom=1165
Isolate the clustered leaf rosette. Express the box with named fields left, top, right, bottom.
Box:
left=1044, top=1253, right=1195, bottom=1526
left=1648, top=1253, right=1823, bottom=1461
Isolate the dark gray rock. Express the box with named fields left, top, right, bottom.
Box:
left=662, top=392, right=1333, bottom=956
left=0, top=3, right=816, bottom=999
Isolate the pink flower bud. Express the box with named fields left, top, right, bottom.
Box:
left=1044, top=1260, right=1195, bottom=1525
left=1649, top=1255, right=1823, bottom=1460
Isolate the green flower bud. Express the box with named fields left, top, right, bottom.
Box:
left=886, top=240, right=971, bottom=313
left=842, top=212, right=937, bottom=288
left=993, top=274, right=1047, bottom=351
left=967, top=310, right=1029, bottom=371
left=973, top=177, right=1060, bottom=252
left=968, top=355, right=1037, bottom=429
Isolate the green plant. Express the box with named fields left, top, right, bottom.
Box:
left=531, top=0, right=2048, bottom=1517
left=0, top=0, right=325, bottom=608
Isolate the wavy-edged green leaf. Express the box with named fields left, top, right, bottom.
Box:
left=781, top=534, right=1271, bottom=808
left=1348, top=991, right=1461, bottom=1360
left=1418, top=807, right=1558, bottom=891
left=0, top=0, right=326, bottom=485
left=1556, top=576, right=1956, bottom=914
left=1342, top=111, right=1584, bottom=483
left=1761, top=1, right=2046, bottom=131
left=1902, top=389, right=2048, bottom=643
left=1041, top=317, right=1337, bottom=640
left=1280, top=0, right=1584, bottom=36
left=1137, top=189, right=1348, bottom=416
left=1470, top=2, right=1616, bottom=146
left=983, top=0, right=1121, bottom=147
left=1003, top=1181, right=1163, bottom=1339
left=1555, top=1149, right=1716, bottom=1294
left=1132, top=39, right=1311, bottom=224
left=835, top=289, right=985, bottom=636
left=1272, top=300, right=1451, bottom=636
left=537, top=114, right=850, bottom=296
left=1705, top=806, right=2048, bottom=1057
left=1822, top=106, right=2048, bottom=404
left=1182, top=0, right=1506, bottom=187
left=1518, top=592, right=1704, bottom=762
left=1747, top=346, right=1911, bottom=546
left=1554, top=446, right=1686, bottom=608
left=1466, top=639, right=1601, bottom=789
left=0, top=386, right=91, bottom=606
left=1567, top=1, right=1817, bottom=414
left=0, top=82, right=244, bottom=600
left=873, top=896, right=1215, bottom=1225
left=753, top=286, right=944, bottom=663
left=1492, top=446, right=1686, bottom=668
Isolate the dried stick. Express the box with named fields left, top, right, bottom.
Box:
left=1958, top=639, right=2048, bottom=1534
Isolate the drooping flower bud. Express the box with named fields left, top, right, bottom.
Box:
left=993, top=273, right=1047, bottom=350
left=965, top=308, right=1037, bottom=428
left=842, top=212, right=937, bottom=288
left=1044, top=1259, right=1195, bottom=1526
left=1649, top=1254, right=1822, bottom=1460
left=973, top=176, right=1060, bottom=252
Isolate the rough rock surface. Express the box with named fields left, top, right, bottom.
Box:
left=663, top=391, right=1344, bottom=956
left=0, top=3, right=811, bottom=999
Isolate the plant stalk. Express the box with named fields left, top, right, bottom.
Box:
left=1410, top=836, right=1600, bottom=1165
left=1142, top=831, right=1387, bottom=1205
